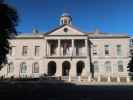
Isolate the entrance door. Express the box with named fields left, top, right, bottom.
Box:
left=48, top=61, right=56, bottom=76
left=62, top=61, right=70, bottom=76
left=77, top=61, right=85, bottom=76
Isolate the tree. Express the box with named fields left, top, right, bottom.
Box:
left=127, top=56, right=133, bottom=80
left=0, top=0, right=18, bottom=69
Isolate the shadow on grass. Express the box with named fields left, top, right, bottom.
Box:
left=0, top=77, right=133, bottom=100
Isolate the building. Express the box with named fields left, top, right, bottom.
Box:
left=0, top=13, right=130, bottom=82
left=129, top=37, right=133, bottom=57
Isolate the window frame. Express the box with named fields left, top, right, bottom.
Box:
left=32, top=62, right=39, bottom=73
left=105, top=61, right=111, bottom=72
left=35, top=46, right=40, bottom=56
left=116, top=45, right=122, bottom=56
left=118, top=61, right=124, bottom=72
left=22, top=46, right=28, bottom=56
left=104, top=45, right=109, bottom=56
left=20, top=62, right=27, bottom=73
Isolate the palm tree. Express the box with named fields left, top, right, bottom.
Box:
left=0, top=0, right=18, bottom=69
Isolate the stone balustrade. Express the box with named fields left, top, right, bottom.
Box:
left=65, top=75, right=131, bottom=83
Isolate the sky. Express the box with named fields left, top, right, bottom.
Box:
left=6, top=0, right=132, bottom=35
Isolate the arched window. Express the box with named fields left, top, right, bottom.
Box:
left=118, top=61, right=123, bottom=72
left=105, top=61, right=111, bottom=72
left=32, top=63, right=39, bottom=73
left=20, top=62, right=27, bottom=73
left=7, top=62, right=14, bottom=73
left=93, top=61, right=99, bottom=72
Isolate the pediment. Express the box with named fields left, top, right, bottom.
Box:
left=46, top=25, right=85, bottom=36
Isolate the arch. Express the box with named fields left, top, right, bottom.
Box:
left=62, top=61, right=71, bottom=76
left=104, top=61, right=111, bottom=72
left=48, top=61, right=56, bottom=76
left=20, top=62, right=27, bottom=73
left=32, top=62, right=39, bottom=73
left=118, top=61, right=123, bottom=72
left=93, top=61, right=99, bottom=73
left=76, top=61, right=85, bottom=76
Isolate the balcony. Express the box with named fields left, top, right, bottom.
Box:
left=46, top=39, right=87, bottom=58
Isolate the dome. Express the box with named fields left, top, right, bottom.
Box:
left=61, top=13, right=71, bottom=17
left=60, top=12, right=72, bottom=25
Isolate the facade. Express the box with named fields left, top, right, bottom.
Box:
left=0, top=13, right=130, bottom=81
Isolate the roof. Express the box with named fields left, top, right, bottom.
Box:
left=13, top=25, right=129, bottom=39
left=44, top=24, right=86, bottom=36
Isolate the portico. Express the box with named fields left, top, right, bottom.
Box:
left=45, top=38, right=88, bottom=57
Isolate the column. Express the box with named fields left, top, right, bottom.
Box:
left=117, top=76, right=120, bottom=82
left=97, top=75, right=101, bottom=82
left=88, top=76, right=91, bottom=82
left=107, top=75, right=111, bottom=82
left=58, top=39, right=61, bottom=56
left=46, top=40, right=50, bottom=56
left=45, top=39, right=47, bottom=56
left=126, top=76, right=130, bottom=83
left=72, top=39, right=74, bottom=56
left=46, top=40, right=48, bottom=56
left=85, top=39, right=88, bottom=56
left=68, top=75, right=71, bottom=82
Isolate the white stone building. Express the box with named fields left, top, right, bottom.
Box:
left=0, top=13, right=130, bottom=81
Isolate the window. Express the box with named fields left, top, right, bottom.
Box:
left=7, top=63, right=14, bottom=73
left=32, top=63, right=39, bottom=73
left=130, top=49, right=133, bottom=57
left=20, top=63, right=27, bottom=73
left=130, top=39, right=133, bottom=46
left=104, top=45, right=109, bottom=56
left=93, top=61, right=99, bottom=72
left=92, top=45, right=97, bottom=56
left=61, top=20, right=63, bottom=25
left=64, top=19, right=67, bottom=24
left=35, top=46, right=40, bottom=56
left=64, top=28, right=68, bottom=32
left=9, top=46, right=15, bottom=56
left=118, top=61, right=123, bottom=72
left=117, top=45, right=122, bottom=56
left=105, top=61, right=111, bottom=72
left=22, top=46, right=28, bottom=56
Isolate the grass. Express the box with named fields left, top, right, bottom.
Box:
left=0, top=79, right=133, bottom=100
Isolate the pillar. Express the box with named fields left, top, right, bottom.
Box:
left=117, top=76, right=120, bottom=82
left=68, top=75, right=71, bottom=82
left=45, top=39, right=47, bottom=56
left=88, top=76, right=91, bottom=82
left=46, top=40, right=49, bottom=56
left=97, top=75, right=101, bottom=82
left=85, top=39, right=88, bottom=56
left=58, top=39, right=61, bottom=56
left=72, top=39, right=74, bottom=56
left=126, top=76, right=130, bottom=83
left=78, top=76, right=81, bottom=82
left=107, top=76, right=111, bottom=82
